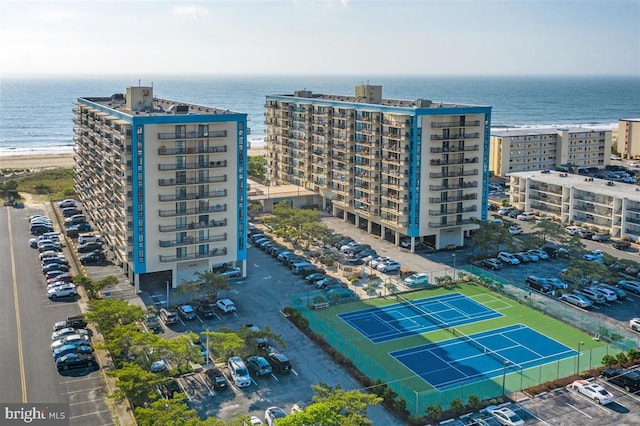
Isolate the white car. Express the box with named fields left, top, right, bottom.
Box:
left=630, top=318, right=640, bottom=332
left=498, top=207, right=515, bottom=215
left=51, top=334, right=90, bottom=350
left=404, top=273, right=429, bottom=288
left=51, top=327, right=89, bottom=341
left=219, top=267, right=242, bottom=278
left=264, top=406, right=287, bottom=426
left=566, top=225, right=583, bottom=235
left=487, top=406, right=524, bottom=426
left=546, top=278, right=568, bottom=289
left=508, top=225, right=523, bottom=235
left=249, top=416, right=264, bottom=425
left=47, top=283, right=77, bottom=299
left=216, top=298, right=236, bottom=313
left=570, top=379, right=615, bottom=404
left=227, top=356, right=251, bottom=387
left=498, top=252, right=520, bottom=265
left=528, top=249, right=549, bottom=260
left=628, top=161, right=639, bottom=167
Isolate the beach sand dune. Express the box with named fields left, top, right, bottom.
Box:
left=0, top=154, right=75, bottom=170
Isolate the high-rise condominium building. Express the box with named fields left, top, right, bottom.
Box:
left=490, top=127, right=611, bottom=177
left=265, top=85, right=491, bottom=250
left=73, top=86, right=247, bottom=290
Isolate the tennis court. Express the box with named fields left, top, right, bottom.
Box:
left=338, top=293, right=502, bottom=343
left=391, top=323, right=578, bottom=391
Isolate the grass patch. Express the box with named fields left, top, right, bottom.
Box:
left=11, top=168, right=75, bottom=200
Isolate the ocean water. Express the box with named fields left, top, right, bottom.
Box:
left=0, top=75, right=638, bottom=156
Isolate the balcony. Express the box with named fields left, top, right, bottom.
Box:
left=158, top=160, right=227, bottom=171
left=158, top=175, right=227, bottom=186
left=158, top=219, right=227, bottom=232
left=428, top=194, right=478, bottom=203
left=159, top=233, right=227, bottom=248
left=428, top=206, right=477, bottom=216
left=431, top=120, right=481, bottom=128
left=430, top=157, right=479, bottom=166
left=429, top=169, right=479, bottom=178
left=158, top=204, right=228, bottom=217
left=430, top=133, right=480, bottom=141
left=159, top=247, right=228, bottom=263
left=158, top=190, right=227, bottom=202
left=428, top=218, right=476, bottom=228
left=157, top=130, right=228, bottom=140
left=158, top=145, right=228, bottom=155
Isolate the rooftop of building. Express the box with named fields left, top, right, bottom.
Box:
left=509, top=170, right=640, bottom=198
left=79, top=87, right=242, bottom=117
left=620, top=118, right=640, bottom=122
left=268, top=85, right=487, bottom=110
left=492, top=126, right=610, bottom=137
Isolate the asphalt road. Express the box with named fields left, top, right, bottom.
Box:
left=0, top=204, right=114, bottom=425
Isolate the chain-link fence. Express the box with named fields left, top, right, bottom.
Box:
left=291, top=266, right=637, bottom=415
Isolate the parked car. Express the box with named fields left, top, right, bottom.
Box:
left=508, top=225, right=523, bottom=235
left=613, top=240, right=631, bottom=250
left=596, top=283, right=626, bottom=300
left=51, top=334, right=90, bottom=351
left=528, top=249, right=549, bottom=260
left=266, top=352, right=292, bottom=374
left=58, top=199, right=77, bottom=209
left=570, top=379, right=614, bottom=404
left=48, top=283, right=77, bottom=299
left=486, top=405, right=524, bottom=426
left=177, top=304, right=196, bottom=320
left=52, top=343, right=93, bottom=360
left=516, top=211, right=535, bottom=221
left=305, top=273, right=328, bottom=283
left=630, top=318, right=640, bottom=332
left=159, top=308, right=179, bottom=324
left=144, top=312, right=161, bottom=331
left=590, top=286, right=617, bottom=302
left=56, top=353, right=96, bottom=372
left=601, top=367, right=640, bottom=393
left=47, top=273, right=73, bottom=284
left=80, top=250, right=107, bottom=265
left=216, top=298, right=236, bottom=313
left=51, top=327, right=90, bottom=341
left=575, top=288, right=606, bottom=304
left=265, top=407, right=287, bottom=426
left=45, top=270, right=66, bottom=280
left=227, top=356, right=251, bottom=387
left=53, top=316, right=86, bottom=331
left=592, top=233, right=610, bottom=242
left=61, top=207, right=82, bottom=218
left=545, top=278, right=569, bottom=290
left=41, top=255, right=68, bottom=266
left=525, top=276, right=553, bottom=293
left=560, top=293, right=593, bottom=308
left=220, top=267, right=242, bottom=278
left=480, top=258, right=503, bottom=270
left=377, top=261, right=401, bottom=273
left=403, top=273, right=430, bottom=288
left=578, top=229, right=595, bottom=239
left=77, top=233, right=101, bottom=244
left=158, top=378, right=182, bottom=399
left=498, top=252, right=520, bottom=265
left=42, top=263, right=70, bottom=274
left=205, top=368, right=228, bottom=390
left=64, top=214, right=87, bottom=226
left=247, top=356, right=272, bottom=377
left=625, top=264, right=640, bottom=275
left=514, top=252, right=532, bottom=263
left=497, top=206, right=515, bottom=215
left=77, top=242, right=102, bottom=253
left=315, top=277, right=342, bottom=289
left=617, top=280, right=640, bottom=294
left=196, top=303, right=217, bottom=319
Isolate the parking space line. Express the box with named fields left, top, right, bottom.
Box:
left=291, top=368, right=299, bottom=376
left=271, top=373, right=279, bottom=381
left=65, top=386, right=104, bottom=394
left=566, top=402, right=593, bottom=418
left=59, top=376, right=99, bottom=384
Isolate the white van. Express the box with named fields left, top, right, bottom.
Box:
left=227, top=356, right=251, bottom=387
left=78, top=233, right=102, bottom=244
left=516, top=211, right=536, bottom=221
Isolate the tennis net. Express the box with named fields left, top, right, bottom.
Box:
left=451, top=327, right=520, bottom=369
left=396, top=294, right=453, bottom=334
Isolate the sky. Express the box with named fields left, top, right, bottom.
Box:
left=1, top=0, right=639, bottom=77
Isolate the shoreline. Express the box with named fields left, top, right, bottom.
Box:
left=0, top=147, right=268, bottom=171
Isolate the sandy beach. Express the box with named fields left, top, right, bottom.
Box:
left=0, top=153, right=75, bottom=170
left=0, top=147, right=266, bottom=172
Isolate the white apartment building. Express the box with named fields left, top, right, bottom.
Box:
left=265, top=85, right=492, bottom=250
left=73, top=86, right=248, bottom=290
left=618, top=118, right=640, bottom=159
left=490, top=127, right=611, bottom=177
left=509, top=170, right=640, bottom=240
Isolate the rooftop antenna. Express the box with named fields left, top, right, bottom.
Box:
left=138, top=79, right=141, bottom=87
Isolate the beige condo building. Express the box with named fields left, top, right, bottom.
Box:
left=265, top=85, right=492, bottom=250
left=618, top=118, right=640, bottom=159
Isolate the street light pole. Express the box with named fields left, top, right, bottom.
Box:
left=166, top=280, right=170, bottom=307
left=502, top=360, right=510, bottom=397
left=452, top=253, right=457, bottom=282
left=576, top=341, right=584, bottom=375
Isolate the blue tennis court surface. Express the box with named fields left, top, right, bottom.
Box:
left=338, top=293, right=502, bottom=343
left=391, top=324, right=578, bottom=391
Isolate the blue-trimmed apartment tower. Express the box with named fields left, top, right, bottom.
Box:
left=73, top=86, right=247, bottom=291
left=265, top=85, right=491, bottom=250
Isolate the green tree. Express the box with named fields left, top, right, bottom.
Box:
left=102, top=322, right=145, bottom=363
left=468, top=394, right=482, bottom=411
left=108, top=362, right=165, bottom=408
left=449, top=398, right=465, bottom=416
left=309, top=382, right=382, bottom=426
left=616, top=351, right=629, bottom=366
left=134, top=393, right=200, bottom=426
left=469, top=220, right=509, bottom=259
left=248, top=155, right=265, bottom=181
left=276, top=402, right=345, bottom=426
left=202, top=331, right=245, bottom=360
left=175, top=280, right=202, bottom=304
left=194, top=269, right=231, bottom=301
left=602, top=354, right=617, bottom=366
left=426, top=405, right=443, bottom=422
left=161, top=335, right=203, bottom=371
left=233, top=325, right=285, bottom=355
left=76, top=275, right=118, bottom=299
left=85, top=298, right=144, bottom=335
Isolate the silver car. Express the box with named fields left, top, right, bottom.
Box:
left=560, top=293, right=592, bottom=308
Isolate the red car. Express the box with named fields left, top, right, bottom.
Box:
left=47, top=273, right=73, bottom=285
